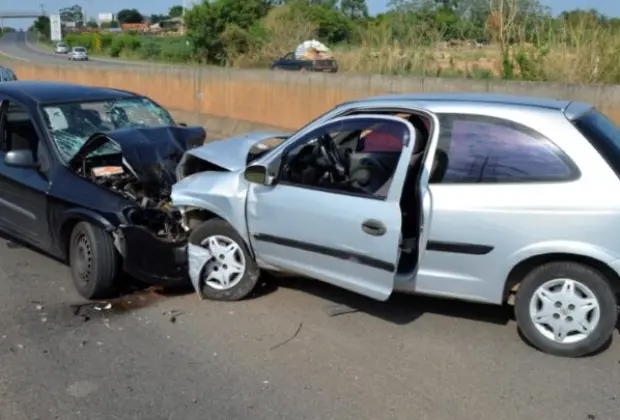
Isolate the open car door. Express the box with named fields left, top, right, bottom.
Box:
left=246, top=115, right=419, bottom=301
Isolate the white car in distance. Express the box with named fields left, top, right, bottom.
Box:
left=68, top=47, right=89, bottom=61
left=55, top=42, right=68, bottom=54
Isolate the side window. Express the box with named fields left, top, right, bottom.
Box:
left=4, top=101, right=42, bottom=158
left=433, top=114, right=578, bottom=184
left=279, top=117, right=409, bottom=198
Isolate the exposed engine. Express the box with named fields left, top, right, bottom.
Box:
left=77, top=153, right=187, bottom=241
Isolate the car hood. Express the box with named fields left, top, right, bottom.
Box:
left=68, top=125, right=206, bottom=195
left=183, top=131, right=290, bottom=172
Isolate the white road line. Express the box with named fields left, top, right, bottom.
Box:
left=0, top=48, right=30, bottom=62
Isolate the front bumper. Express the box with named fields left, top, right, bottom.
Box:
left=118, top=225, right=189, bottom=286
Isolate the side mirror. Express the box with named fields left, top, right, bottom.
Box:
left=4, top=150, right=38, bottom=169
left=178, top=122, right=188, bottom=127
left=244, top=164, right=271, bottom=185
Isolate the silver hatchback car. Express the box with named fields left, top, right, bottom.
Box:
left=68, top=46, right=88, bottom=61
left=170, top=93, right=620, bottom=358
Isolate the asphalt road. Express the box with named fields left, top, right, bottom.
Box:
left=0, top=30, right=619, bottom=420
left=0, top=31, right=150, bottom=67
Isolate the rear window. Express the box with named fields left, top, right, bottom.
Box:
left=74, top=48, right=86, bottom=52
left=573, top=109, right=620, bottom=178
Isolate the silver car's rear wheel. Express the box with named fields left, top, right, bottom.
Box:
left=528, top=278, right=601, bottom=344
left=515, top=261, right=618, bottom=358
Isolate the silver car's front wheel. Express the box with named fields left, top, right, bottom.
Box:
left=200, top=235, right=247, bottom=290
left=188, top=219, right=261, bottom=301
left=515, top=261, right=618, bottom=358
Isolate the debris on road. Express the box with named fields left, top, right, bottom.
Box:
left=270, top=322, right=303, bottom=351
left=94, top=302, right=112, bottom=311
left=324, top=304, right=358, bottom=317
left=163, top=309, right=184, bottom=323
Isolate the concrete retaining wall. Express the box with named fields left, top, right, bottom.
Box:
left=12, top=62, right=620, bottom=130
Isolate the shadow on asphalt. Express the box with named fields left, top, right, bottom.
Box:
left=3, top=230, right=619, bottom=332
left=258, top=274, right=514, bottom=326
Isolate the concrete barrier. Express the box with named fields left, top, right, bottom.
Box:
left=12, top=62, right=620, bottom=128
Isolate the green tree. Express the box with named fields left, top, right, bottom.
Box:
left=86, top=19, right=98, bottom=28
left=117, top=8, right=144, bottom=24
left=340, top=0, right=368, bottom=19
left=30, top=16, right=51, bottom=37
left=169, top=5, right=184, bottom=18
left=150, top=14, right=168, bottom=24
left=184, top=0, right=271, bottom=63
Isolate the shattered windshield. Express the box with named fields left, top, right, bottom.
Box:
left=43, top=97, right=175, bottom=162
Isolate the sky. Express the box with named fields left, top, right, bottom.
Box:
left=1, top=0, right=618, bottom=30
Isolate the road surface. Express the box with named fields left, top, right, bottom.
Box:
left=0, top=31, right=154, bottom=67
left=0, top=29, right=619, bottom=420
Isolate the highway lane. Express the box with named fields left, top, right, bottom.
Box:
left=0, top=31, right=151, bottom=67
left=1, top=231, right=620, bottom=419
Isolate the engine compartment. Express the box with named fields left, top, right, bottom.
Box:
left=76, top=152, right=187, bottom=241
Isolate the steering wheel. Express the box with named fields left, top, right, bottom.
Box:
left=318, top=133, right=347, bottom=180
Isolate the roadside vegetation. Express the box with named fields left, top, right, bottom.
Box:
left=31, top=0, right=620, bottom=84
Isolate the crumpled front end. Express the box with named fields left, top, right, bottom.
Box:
left=116, top=225, right=188, bottom=286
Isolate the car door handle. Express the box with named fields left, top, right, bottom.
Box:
left=362, top=219, right=386, bottom=236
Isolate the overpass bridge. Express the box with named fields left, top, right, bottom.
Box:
left=0, top=11, right=47, bottom=19
left=0, top=10, right=47, bottom=31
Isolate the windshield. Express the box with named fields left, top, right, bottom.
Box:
left=43, top=97, right=176, bottom=162
left=574, top=108, right=620, bottom=178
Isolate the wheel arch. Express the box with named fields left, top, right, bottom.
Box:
left=503, top=252, right=620, bottom=302
left=58, top=210, right=116, bottom=260
left=184, top=208, right=255, bottom=257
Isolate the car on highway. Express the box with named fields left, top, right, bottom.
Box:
left=0, top=66, right=18, bottom=82
left=170, top=92, right=620, bottom=358
left=0, top=81, right=205, bottom=300
left=55, top=42, right=69, bottom=54
left=271, top=52, right=338, bottom=72
left=68, top=46, right=88, bottom=61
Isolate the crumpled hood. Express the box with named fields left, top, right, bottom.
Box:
left=183, top=131, right=290, bottom=172
left=69, top=125, right=206, bottom=196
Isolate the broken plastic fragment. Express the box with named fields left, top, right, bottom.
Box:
left=188, top=243, right=212, bottom=297
left=94, top=302, right=112, bottom=311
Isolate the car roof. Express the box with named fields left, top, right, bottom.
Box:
left=348, top=92, right=574, bottom=111
left=0, top=81, right=136, bottom=106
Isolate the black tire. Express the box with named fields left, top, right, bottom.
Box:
left=188, top=219, right=260, bottom=301
left=69, top=221, right=119, bottom=300
left=514, top=261, right=618, bottom=357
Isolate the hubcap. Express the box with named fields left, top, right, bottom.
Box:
left=74, top=235, right=92, bottom=284
left=529, top=278, right=600, bottom=344
left=200, top=235, right=246, bottom=290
